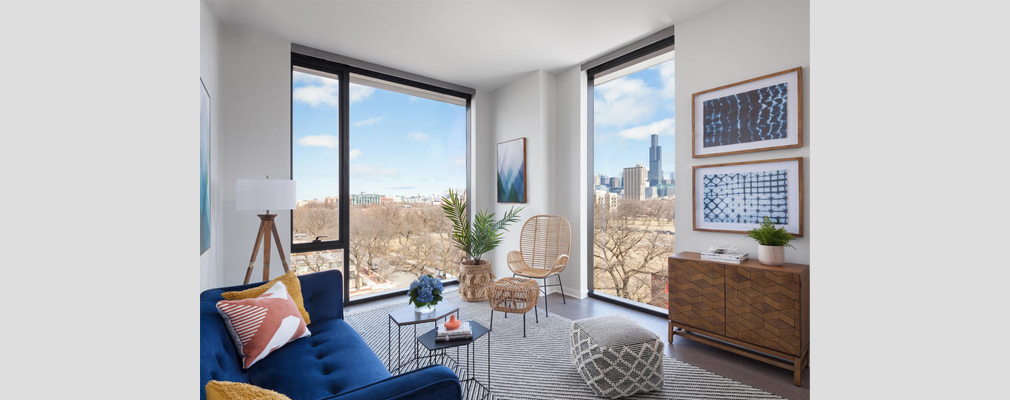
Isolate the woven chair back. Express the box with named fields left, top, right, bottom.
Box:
left=518, top=215, right=571, bottom=271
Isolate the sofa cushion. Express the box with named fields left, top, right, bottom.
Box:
left=247, top=318, right=391, bottom=400
left=217, top=281, right=311, bottom=369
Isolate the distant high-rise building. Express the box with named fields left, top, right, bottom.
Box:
left=623, top=164, right=646, bottom=201
left=610, top=177, right=621, bottom=189
left=593, top=174, right=601, bottom=186
left=648, top=134, right=663, bottom=186
left=351, top=192, right=382, bottom=206
left=645, top=186, right=658, bottom=199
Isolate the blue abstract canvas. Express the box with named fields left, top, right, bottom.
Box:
left=703, top=83, right=788, bottom=148
left=200, top=80, right=211, bottom=254
left=497, top=138, right=525, bottom=203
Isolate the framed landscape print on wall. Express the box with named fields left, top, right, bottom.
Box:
left=200, top=79, right=211, bottom=254
left=497, top=137, right=526, bottom=203
left=692, top=67, right=803, bottom=158
left=693, top=157, right=803, bottom=236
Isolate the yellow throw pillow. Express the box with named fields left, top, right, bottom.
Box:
left=206, top=381, right=291, bottom=400
left=223, top=270, right=310, bottom=324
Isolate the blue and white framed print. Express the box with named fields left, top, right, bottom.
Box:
left=692, top=67, right=802, bottom=158
left=693, top=157, right=803, bottom=236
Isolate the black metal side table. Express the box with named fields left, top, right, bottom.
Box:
left=387, top=301, right=460, bottom=374
left=417, top=322, right=491, bottom=400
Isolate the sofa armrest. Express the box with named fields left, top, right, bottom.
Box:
left=320, top=365, right=461, bottom=400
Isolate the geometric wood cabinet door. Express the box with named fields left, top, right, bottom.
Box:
left=668, top=252, right=809, bottom=386
left=726, top=266, right=802, bottom=355
left=669, top=259, right=726, bottom=335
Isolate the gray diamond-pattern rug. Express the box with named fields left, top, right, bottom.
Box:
left=346, top=290, right=783, bottom=400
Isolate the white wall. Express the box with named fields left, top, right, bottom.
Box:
left=200, top=3, right=225, bottom=290
left=485, top=71, right=553, bottom=281
left=554, top=66, right=588, bottom=298
left=674, top=0, right=811, bottom=263
left=199, top=12, right=294, bottom=289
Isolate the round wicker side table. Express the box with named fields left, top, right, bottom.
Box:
left=488, top=277, right=540, bottom=337
left=458, top=260, right=496, bottom=302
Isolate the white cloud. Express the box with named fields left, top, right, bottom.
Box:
left=349, top=149, right=362, bottom=160
left=292, top=71, right=375, bottom=107
left=617, top=118, right=675, bottom=139
left=452, top=155, right=466, bottom=167
left=658, top=62, right=675, bottom=99
left=594, top=77, right=660, bottom=128
left=353, top=117, right=385, bottom=127
left=349, top=84, right=375, bottom=104
left=297, top=134, right=339, bottom=149
left=407, top=132, right=430, bottom=142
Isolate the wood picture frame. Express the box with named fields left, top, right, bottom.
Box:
left=692, top=67, right=803, bottom=158
left=692, top=157, right=803, bottom=236
left=497, top=137, right=526, bottom=203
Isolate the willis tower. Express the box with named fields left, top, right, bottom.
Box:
left=648, top=134, right=663, bottom=186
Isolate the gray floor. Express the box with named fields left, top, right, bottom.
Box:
left=347, top=289, right=809, bottom=400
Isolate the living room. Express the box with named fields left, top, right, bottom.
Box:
left=6, top=1, right=1006, bottom=399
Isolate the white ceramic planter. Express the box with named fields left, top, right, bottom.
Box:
left=758, top=245, right=785, bottom=266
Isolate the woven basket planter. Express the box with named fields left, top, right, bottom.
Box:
left=458, top=260, right=495, bottom=302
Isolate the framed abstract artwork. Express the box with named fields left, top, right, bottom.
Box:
left=200, top=79, right=212, bottom=254
left=497, top=137, right=526, bottom=203
left=692, top=67, right=803, bottom=158
left=693, top=157, right=803, bottom=236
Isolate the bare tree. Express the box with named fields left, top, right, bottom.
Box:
left=593, top=199, right=675, bottom=306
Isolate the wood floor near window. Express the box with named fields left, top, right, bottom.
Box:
left=347, top=291, right=810, bottom=400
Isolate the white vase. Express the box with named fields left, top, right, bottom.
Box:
left=414, top=304, right=436, bottom=314
left=758, top=245, right=785, bottom=266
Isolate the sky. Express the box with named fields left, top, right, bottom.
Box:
left=594, top=58, right=676, bottom=181
left=292, top=71, right=467, bottom=201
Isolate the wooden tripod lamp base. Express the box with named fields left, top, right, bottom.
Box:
left=243, top=213, right=291, bottom=285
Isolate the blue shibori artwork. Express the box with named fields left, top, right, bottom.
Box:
left=703, top=83, right=788, bottom=148
left=702, top=169, right=789, bottom=225
left=497, top=138, right=525, bottom=203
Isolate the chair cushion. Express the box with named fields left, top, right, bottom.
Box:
left=511, top=266, right=554, bottom=278
left=247, top=318, right=391, bottom=400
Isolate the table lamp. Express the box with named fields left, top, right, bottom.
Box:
left=237, top=176, right=296, bottom=284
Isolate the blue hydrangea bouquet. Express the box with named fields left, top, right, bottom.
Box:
left=409, top=274, right=444, bottom=314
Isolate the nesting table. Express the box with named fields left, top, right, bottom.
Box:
left=387, top=301, right=460, bottom=374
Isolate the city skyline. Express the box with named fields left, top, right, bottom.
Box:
left=594, top=58, right=675, bottom=180
left=292, top=70, right=467, bottom=202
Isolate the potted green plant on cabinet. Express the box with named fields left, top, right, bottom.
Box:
left=747, top=216, right=796, bottom=266
left=440, top=189, right=522, bottom=301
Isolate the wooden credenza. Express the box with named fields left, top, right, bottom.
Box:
left=668, top=252, right=809, bottom=385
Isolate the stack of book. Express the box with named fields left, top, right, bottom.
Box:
left=700, top=250, right=749, bottom=264
left=436, top=321, right=473, bottom=342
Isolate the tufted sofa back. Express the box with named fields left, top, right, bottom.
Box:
left=199, top=270, right=345, bottom=399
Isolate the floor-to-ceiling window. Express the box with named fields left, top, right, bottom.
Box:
left=290, top=53, right=470, bottom=303
left=588, top=42, right=675, bottom=313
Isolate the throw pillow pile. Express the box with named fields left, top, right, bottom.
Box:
left=216, top=280, right=310, bottom=369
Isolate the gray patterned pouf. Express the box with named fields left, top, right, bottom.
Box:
left=571, top=315, right=664, bottom=399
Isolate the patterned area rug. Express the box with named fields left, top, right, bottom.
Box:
left=346, top=290, right=782, bottom=400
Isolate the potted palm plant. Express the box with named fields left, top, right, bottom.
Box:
left=440, top=189, right=522, bottom=302
left=747, top=216, right=796, bottom=266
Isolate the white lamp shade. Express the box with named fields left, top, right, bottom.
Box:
left=236, top=179, right=296, bottom=211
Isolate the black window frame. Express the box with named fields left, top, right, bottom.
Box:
left=290, top=52, right=473, bottom=306
left=585, top=36, right=675, bottom=318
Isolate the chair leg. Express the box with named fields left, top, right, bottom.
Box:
left=490, top=309, right=494, bottom=331
left=534, top=303, right=539, bottom=323
left=523, top=312, right=527, bottom=338
left=542, top=278, right=549, bottom=317
left=558, top=274, right=566, bottom=304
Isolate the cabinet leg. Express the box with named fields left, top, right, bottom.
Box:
left=668, top=321, right=674, bottom=343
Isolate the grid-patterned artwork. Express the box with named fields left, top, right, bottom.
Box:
left=702, top=83, right=788, bottom=148
left=702, top=169, right=789, bottom=224
left=693, top=158, right=802, bottom=235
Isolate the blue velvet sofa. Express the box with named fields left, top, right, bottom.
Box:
left=200, top=269, right=461, bottom=400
